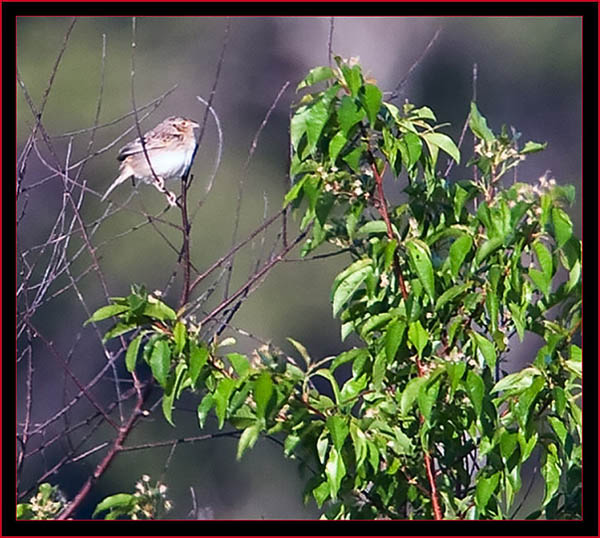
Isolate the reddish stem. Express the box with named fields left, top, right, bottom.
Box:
left=424, top=452, right=443, bottom=520
left=368, top=158, right=441, bottom=518
left=369, top=161, right=408, bottom=300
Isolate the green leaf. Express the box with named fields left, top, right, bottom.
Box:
left=372, top=349, right=386, bottom=389
left=287, top=337, right=312, bottom=367
left=149, top=339, right=171, bottom=388
left=446, top=362, right=466, bottom=397
left=317, top=431, right=329, bottom=464
left=237, top=423, right=261, bottom=460
left=332, top=265, right=372, bottom=317
left=329, top=131, right=347, bottom=164
left=499, top=430, right=518, bottom=462
left=422, top=132, right=460, bottom=164
left=188, top=341, right=208, bottom=388
left=85, top=304, right=129, bottom=325
left=143, top=299, right=177, bottom=321
left=162, top=361, right=187, bottom=426
left=398, top=132, right=422, bottom=169
left=342, top=144, right=365, bottom=173
left=102, top=321, right=138, bottom=343
left=325, top=447, right=346, bottom=500
left=283, top=175, right=308, bottom=207
left=297, top=66, right=335, bottom=90
left=197, top=393, right=214, bottom=428
left=340, top=62, right=362, bottom=95
left=470, top=331, right=497, bottom=369
left=465, top=370, right=484, bottom=417
left=529, top=268, right=551, bottom=298
left=173, top=321, right=186, bottom=356
left=406, top=239, right=435, bottom=301
left=469, top=102, right=495, bottom=143
left=541, top=443, right=560, bottom=507
left=327, top=415, right=349, bottom=452
left=412, top=106, right=436, bottom=121
left=491, top=367, right=539, bottom=394
left=551, top=207, right=573, bottom=248
left=408, top=320, right=429, bottom=359
left=475, top=237, right=503, bottom=265
left=349, top=421, right=368, bottom=468
left=435, top=282, right=471, bottom=312
left=92, top=493, right=136, bottom=518
left=337, top=95, right=366, bottom=136
left=227, top=353, right=250, bottom=378
left=291, top=84, right=339, bottom=155
left=332, top=258, right=372, bottom=298
left=284, top=433, right=301, bottom=457
left=418, top=378, right=440, bottom=422
left=520, top=140, right=547, bottom=154
left=253, top=372, right=274, bottom=420
left=357, top=220, right=399, bottom=237
left=449, top=235, right=473, bottom=278
left=533, top=241, right=553, bottom=277
left=385, top=318, right=406, bottom=362
left=214, top=378, right=236, bottom=428
left=475, top=472, right=500, bottom=511
left=508, top=302, right=526, bottom=342
left=314, top=369, right=342, bottom=405
left=548, top=416, right=567, bottom=446
left=361, top=83, right=382, bottom=127
left=400, top=376, right=427, bottom=416
left=516, top=376, right=544, bottom=429
left=340, top=373, right=368, bottom=403
left=125, top=334, right=143, bottom=373
left=331, top=348, right=368, bottom=372
left=313, top=480, right=330, bottom=508
left=518, top=431, right=538, bottom=462
left=16, top=504, right=34, bottom=520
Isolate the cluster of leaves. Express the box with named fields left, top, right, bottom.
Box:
left=17, top=483, right=65, bottom=520
left=87, top=58, right=581, bottom=520
left=93, top=475, right=173, bottom=520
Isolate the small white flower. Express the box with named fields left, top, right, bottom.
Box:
left=158, top=484, right=168, bottom=495
left=142, top=474, right=150, bottom=483
left=153, top=290, right=162, bottom=297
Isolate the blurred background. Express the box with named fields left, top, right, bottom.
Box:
left=17, top=16, right=581, bottom=519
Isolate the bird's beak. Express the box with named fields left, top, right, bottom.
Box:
left=190, top=120, right=200, bottom=129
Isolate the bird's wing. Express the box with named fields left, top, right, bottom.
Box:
left=116, top=132, right=177, bottom=161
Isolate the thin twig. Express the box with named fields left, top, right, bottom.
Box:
left=444, top=62, right=479, bottom=178
left=223, top=81, right=290, bottom=300
left=389, top=27, right=442, bottom=100
left=327, top=17, right=335, bottom=66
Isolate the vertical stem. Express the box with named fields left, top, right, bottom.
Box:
left=179, top=178, right=191, bottom=308
left=369, top=161, right=408, bottom=300
left=369, top=152, right=441, bottom=519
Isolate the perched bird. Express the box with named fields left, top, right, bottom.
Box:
left=101, top=116, right=200, bottom=206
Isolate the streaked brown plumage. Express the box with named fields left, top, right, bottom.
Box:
left=102, top=116, right=199, bottom=205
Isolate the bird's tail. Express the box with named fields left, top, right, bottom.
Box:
left=101, top=171, right=130, bottom=202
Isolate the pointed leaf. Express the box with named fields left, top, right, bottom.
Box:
left=469, top=102, right=495, bottom=143
left=150, top=339, right=171, bottom=388
left=125, top=334, right=143, bottom=373
left=406, top=239, right=435, bottom=301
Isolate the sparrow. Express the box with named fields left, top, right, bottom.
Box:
left=101, top=116, right=199, bottom=206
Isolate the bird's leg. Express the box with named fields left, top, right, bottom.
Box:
left=151, top=176, right=177, bottom=207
